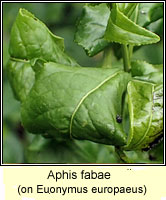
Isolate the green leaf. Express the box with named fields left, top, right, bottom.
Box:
left=131, top=60, right=163, bottom=84
left=7, top=59, right=35, bottom=102
left=9, top=8, right=79, bottom=67
left=147, top=18, right=163, bottom=36
left=138, top=84, right=163, bottom=149
left=105, top=4, right=160, bottom=46
left=124, top=150, right=150, bottom=163
left=125, top=80, right=163, bottom=150
left=6, top=7, right=163, bottom=160
left=132, top=41, right=163, bottom=64
left=75, top=4, right=110, bottom=56
left=137, top=3, right=163, bottom=27
left=26, top=135, right=121, bottom=163
left=136, top=3, right=163, bottom=37
left=21, top=61, right=131, bottom=146
left=118, top=3, right=138, bottom=18
left=8, top=8, right=80, bottom=102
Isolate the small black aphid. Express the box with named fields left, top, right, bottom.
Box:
left=116, top=115, right=122, bottom=123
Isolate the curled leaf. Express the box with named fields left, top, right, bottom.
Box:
left=118, top=3, right=138, bottom=18
left=9, top=8, right=79, bottom=67
left=8, top=8, right=79, bottom=102
left=21, top=61, right=131, bottom=146
left=105, top=4, right=160, bottom=45
left=125, top=80, right=163, bottom=150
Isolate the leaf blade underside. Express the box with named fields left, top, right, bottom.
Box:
left=105, top=4, right=160, bottom=45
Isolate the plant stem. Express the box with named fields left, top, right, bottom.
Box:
left=122, top=44, right=130, bottom=72
left=129, top=45, right=134, bottom=59
left=102, top=46, right=116, bottom=68
left=115, top=147, right=134, bottom=163
left=10, top=57, right=30, bottom=63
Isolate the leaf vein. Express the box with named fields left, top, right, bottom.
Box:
left=69, top=71, right=121, bottom=137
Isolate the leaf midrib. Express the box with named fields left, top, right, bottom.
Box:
left=69, top=71, right=122, bottom=137
left=133, top=84, right=154, bottom=148
left=127, top=81, right=154, bottom=148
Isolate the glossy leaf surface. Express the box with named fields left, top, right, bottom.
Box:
left=21, top=62, right=131, bottom=146
left=125, top=80, right=163, bottom=150
left=131, top=60, right=163, bottom=84
left=75, top=4, right=110, bottom=56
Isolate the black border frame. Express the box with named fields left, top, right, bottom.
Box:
left=1, top=0, right=165, bottom=166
